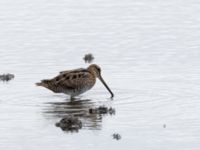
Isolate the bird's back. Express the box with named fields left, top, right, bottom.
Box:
left=36, top=68, right=96, bottom=96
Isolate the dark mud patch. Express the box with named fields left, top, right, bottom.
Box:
left=0, top=74, right=14, bottom=82
left=83, top=53, right=94, bottom=63
left=112, top=133, right=121, bottom=140
left=55, top=115, right=82, bottom=132
left=89, top=106, right=115, bottom=115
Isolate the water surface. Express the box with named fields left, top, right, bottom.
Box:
left=0, top=0, right=200, bottom=149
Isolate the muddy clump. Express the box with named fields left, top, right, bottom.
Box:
left=89, top=106, right=115, bottom=115
left=0, top=74, right=15, bottom=82
left=83, top=53, right=94, bottom=63
left=112, top=133, right=121, bottom=140
left=55, top=116, right=82, bottom=132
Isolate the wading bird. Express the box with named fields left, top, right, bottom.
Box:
left=36, top=64, right=114, bottom=99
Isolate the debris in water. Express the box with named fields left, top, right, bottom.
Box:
left=112, top=133, right=121, bottom=140
left=89, top=106, right=115, bottom=115
left=83, top=53, right=94, bottom=63
left=55, top=116, right=82, bottom=132
left=0, top=74, right=15, bottom=82
left=163, top=124, right=166, bottom=128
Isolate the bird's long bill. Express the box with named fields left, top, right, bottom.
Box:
left=99, top=75, right=114, bottom=98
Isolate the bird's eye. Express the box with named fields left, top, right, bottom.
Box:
left=96, top=68, right=101, bottom=72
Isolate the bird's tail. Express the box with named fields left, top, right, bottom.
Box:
left=35, top=82, right=42, bottom=86
left=35, top=79, right=50, bottom=87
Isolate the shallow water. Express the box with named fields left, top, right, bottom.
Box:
left=1, top=0, right=200, bottom=149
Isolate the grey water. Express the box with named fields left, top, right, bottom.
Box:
left=1, top=0, right=200, bottom=149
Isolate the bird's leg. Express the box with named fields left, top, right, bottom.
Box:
left=70, top=95, right=75, bottom=101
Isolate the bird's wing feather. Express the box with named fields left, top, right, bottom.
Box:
left=59, top=68, right=86, bottom=74
left=53, top=69, right=91, bottom=89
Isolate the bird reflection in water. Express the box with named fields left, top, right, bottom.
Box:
left=43, top=98, right=115, bottom=132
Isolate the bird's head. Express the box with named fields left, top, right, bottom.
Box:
left=87, top=64, right=114, bottom=98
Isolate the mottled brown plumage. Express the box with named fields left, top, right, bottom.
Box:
left=36, top=64, right=114, bottom=98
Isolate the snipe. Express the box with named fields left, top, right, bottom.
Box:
left=36, top=64, right=114, bottom=98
